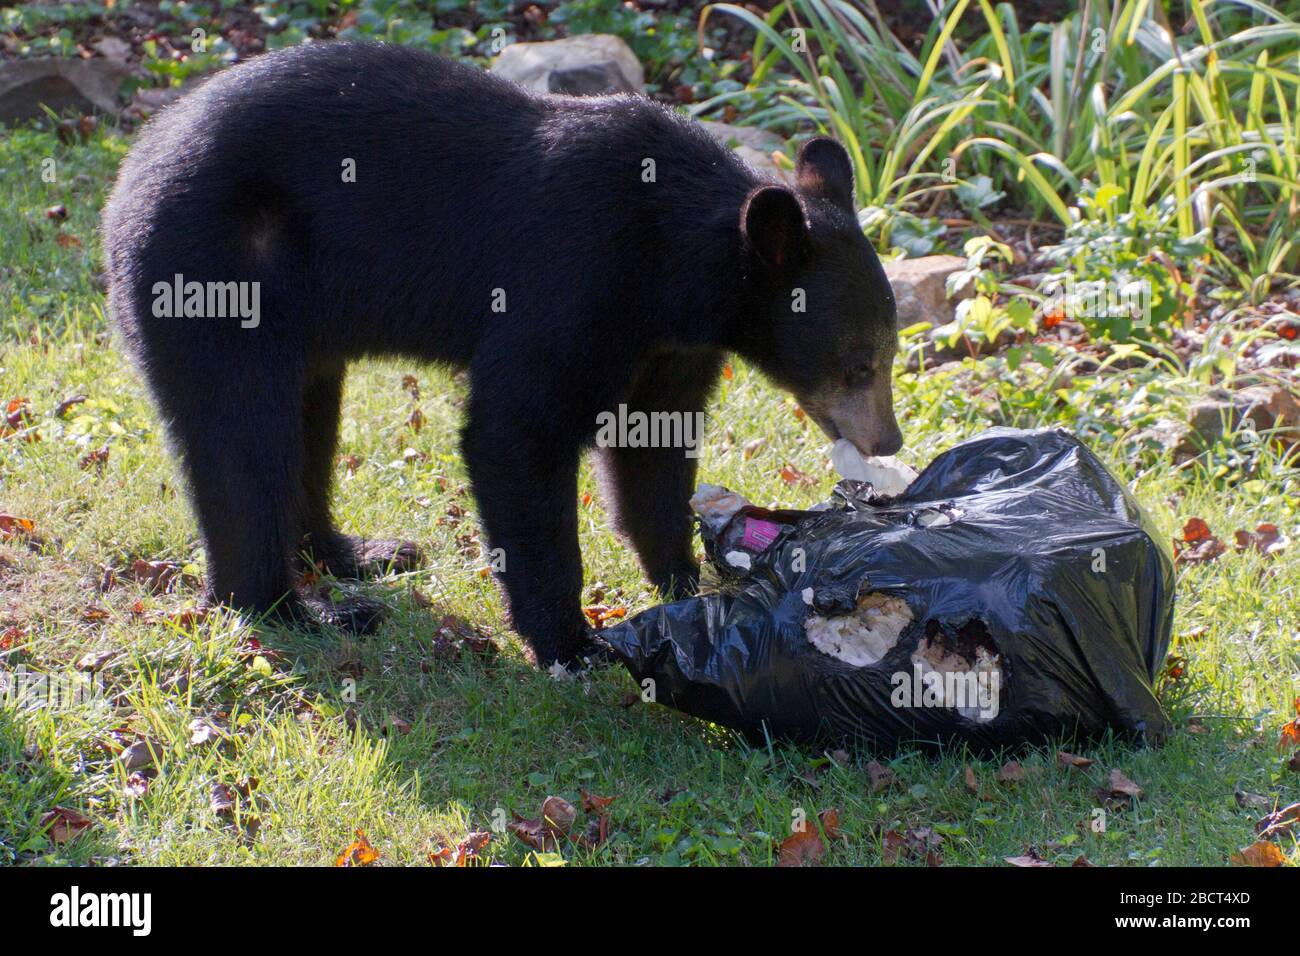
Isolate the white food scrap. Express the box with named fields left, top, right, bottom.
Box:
left=805, top=592, right=913, bottom=667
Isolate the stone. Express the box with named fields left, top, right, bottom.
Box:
left=883, top=255, right=972, bottom=330
left=0, top=56, right=131, bottom=124
left=699, top=120, right=791, bottom=183
left=1174, top=383, right=1300, bottom=460
left=883, top=255, right=986, bottom=367
left=491, top=35, right=644, bottom=96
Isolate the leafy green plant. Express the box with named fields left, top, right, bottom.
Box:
left=701, top=0, right=1300, bottom=307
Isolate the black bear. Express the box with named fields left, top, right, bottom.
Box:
left=101, top=41, right=902, bottom=667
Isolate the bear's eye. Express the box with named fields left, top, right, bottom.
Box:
left=847, top=362, right=873, bottom=386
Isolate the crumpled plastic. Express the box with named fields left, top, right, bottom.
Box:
left=602, top=427, right=1175, bottom=751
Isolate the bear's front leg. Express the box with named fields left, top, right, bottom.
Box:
left=596, top=348, right=723, bottom=600
left=460, top=417, right=590, bottom=667
left=596, top=442, right=701, bottom=600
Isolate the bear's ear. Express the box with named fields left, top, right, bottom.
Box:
left=741, top=185, right=808, bottom=272
left=796, top=137, right=855, bottom=210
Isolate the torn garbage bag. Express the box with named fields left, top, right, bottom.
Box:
left=601, top=427, right=1175, bottom=750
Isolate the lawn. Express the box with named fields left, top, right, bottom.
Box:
left=1, top=115, right=1295, bottom=867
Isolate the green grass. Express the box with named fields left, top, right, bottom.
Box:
left=1, top=121, right=1297, bottom=868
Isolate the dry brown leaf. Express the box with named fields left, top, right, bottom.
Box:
left=540, top=795, right=577, bottom=835
left=1174, top=517, right=1226, bottom=566
left=1057, top=751, right=1094, bottom=770
left=0, top=513, right=35, bottom=540
left=1233, top=523, right=1288, bottom=558
left=1255, top=802, right=1300, bottom=841
left=580, top=790, right=615, bottom=814
left=1230, top=840, right=1286, bottom=867
left=1005, top=852, right=1053, bottom=867
left=1104, top=768, right=1145, bottom=802
left=776, top=824, right=824, bottom=867
left=867, top=760, right=898, bottom=794
left=40, top=806, right=92, bottom=844
left=995, top=760, right=1025, bottom=784
left=335, top=829, right=380, bottom=867
left=507, top=815, right=556, bottom=852
left=818, top=807, right=842, bottom=841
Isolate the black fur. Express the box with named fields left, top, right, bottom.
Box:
left=101, top=41, right=898, bottom=666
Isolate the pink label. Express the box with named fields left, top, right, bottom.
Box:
left=741, top=518, right=781, bottom=551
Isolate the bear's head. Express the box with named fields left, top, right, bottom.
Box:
left=738, top=137, right=902, bottom=458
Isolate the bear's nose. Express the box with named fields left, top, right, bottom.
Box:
left=873, top=425, right=903, bottom=457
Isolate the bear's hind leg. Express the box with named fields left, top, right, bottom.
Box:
left=298, top=367, right=424, bottom=581
left=163, top=357, right=308, bottom=625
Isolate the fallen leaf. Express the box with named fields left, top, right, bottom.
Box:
left=582, top=605, right=626, bottom=628
left=1235, top=789, right=1272, bottom=810
left=867, top=760, right=898, bottom=794
left=430, top=830, right=492, bottom=866
left=818, top=807, right=842, bottom=841
left=779, top=463, right=815, bottom=487
left=40, top=806, right=92, bottom=844
left=507, top=815, right=557, bottom=852
left=882, top=826, right=944, bottom=866
left=1233, top=523, right=1288, bottom=558
left=124, top=772, right=149, bottom=799
left=54, top=395, right=87, bottom=417
left=129, top=559, right=192, bottom=594
left=580, top=790, right=615, bottom=814
left=1174, top=517, right=1226, bottom=566
left=576, top=814, right=611, bottom=851
left=1057, top=751, right=1094, bottom=770
left=79, top=446, right=109, bottom=472
left=119, top=739, right=157, bottom=771
left=210, top=781, right=235, bottom=815
left=1103, top=768, right=1145, bottom=802
left=387, top=716, right=412, bottom=735
left=1255, top=802, right=1300, bottom=841
left=777, top=824, right=824, bottom=867
left=1005, top=850, right=1053, bottom=867
left=995, top=760, right=1025, bottom=784
left=1278, top=697, right=1300, bottom=752
left=188, top=718, right=221, bottom=746
left=962, top=765, right=980, bottom=796
left=1230, top=840, right=1286, bottom=867
left=540, top=795, right=577, bottom=835
left=0, top=513, right=36, bottom=540
left=335, top=829, right=379, bottom=867
left=75, top=648, right=117, bottom=672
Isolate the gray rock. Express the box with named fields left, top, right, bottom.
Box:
left=0, top=56, right=131, bottom=124
left=492, top=35, right=645, bottom=96
left=883, top=255, right=971, bottom=330
left=884, top=255, right=988, bottom=367
left=699, top=120, right=791, bottom=183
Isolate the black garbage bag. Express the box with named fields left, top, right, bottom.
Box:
left=602, top=428, right=1175, bottom=751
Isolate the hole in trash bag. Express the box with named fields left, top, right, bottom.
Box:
left=804, top=591, right=913, bottom=667
left=908, top=620, right=1003, bottom=721
left=912, top=504, right=964, bottom=528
